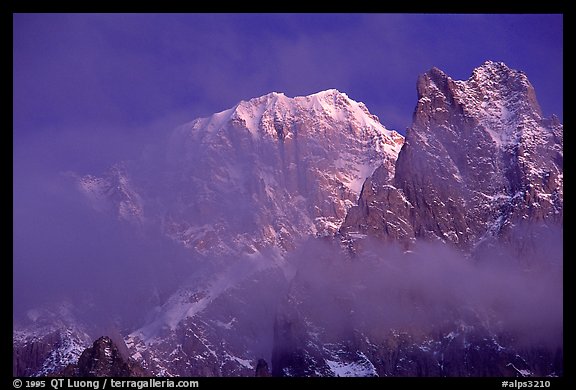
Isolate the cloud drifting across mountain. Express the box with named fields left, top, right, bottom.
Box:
left=286, top=235, right=563, bottom=348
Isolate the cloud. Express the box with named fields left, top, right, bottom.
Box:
left=287, top=235, right=563, bottom=348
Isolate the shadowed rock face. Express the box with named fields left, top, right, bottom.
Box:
left=13, top=306, right=93, bottom=377
left=13, top=330, right=69, bottom=377
left=255, top=359, right=271, bottom=377
left=13, top=314, right=148, bottom=378
left=58, top=336, right=149, bottom=377
left=341, top=61, right=562, bottom=255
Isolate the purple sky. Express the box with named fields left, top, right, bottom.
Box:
left=13, top=13, right=562, bottom=173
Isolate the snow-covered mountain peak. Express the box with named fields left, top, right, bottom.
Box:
left=467, top=61, right=536, bottom=105
left=184, top=90, right=403, bottom=156
left=413, top=61, right=546, bottom=150
left=472, top=60, right=528, bottom=81
left=454, top=62, right=544, bottom=148
left=292, top=89, right=388, bottom=134
left=160, top=89, right=405, bottom=252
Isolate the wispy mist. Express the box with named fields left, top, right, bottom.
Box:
left=286, top=235, right=562, bottom=348
left=13, top=159, right=193, bottom=332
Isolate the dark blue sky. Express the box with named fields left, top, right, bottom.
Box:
left=13, top=13, right=562, bottom=173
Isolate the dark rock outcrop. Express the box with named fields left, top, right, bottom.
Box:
left=255, top=359, right=271, bottom=377
left=58, top=336, right=149, bottom=377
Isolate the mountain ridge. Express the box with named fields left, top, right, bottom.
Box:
left=14, top=61, right=562, bottom=377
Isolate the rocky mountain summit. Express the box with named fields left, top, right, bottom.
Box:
left=135, top=89, right=402, bottom=253
left=341, top=61, right=562, bottom=255
left=58, top=336, right=148, bottom=377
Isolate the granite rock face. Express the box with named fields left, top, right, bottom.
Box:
left=58, top=336, right=149, bottom=377
left=341, top=61, right=563, bottom=255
